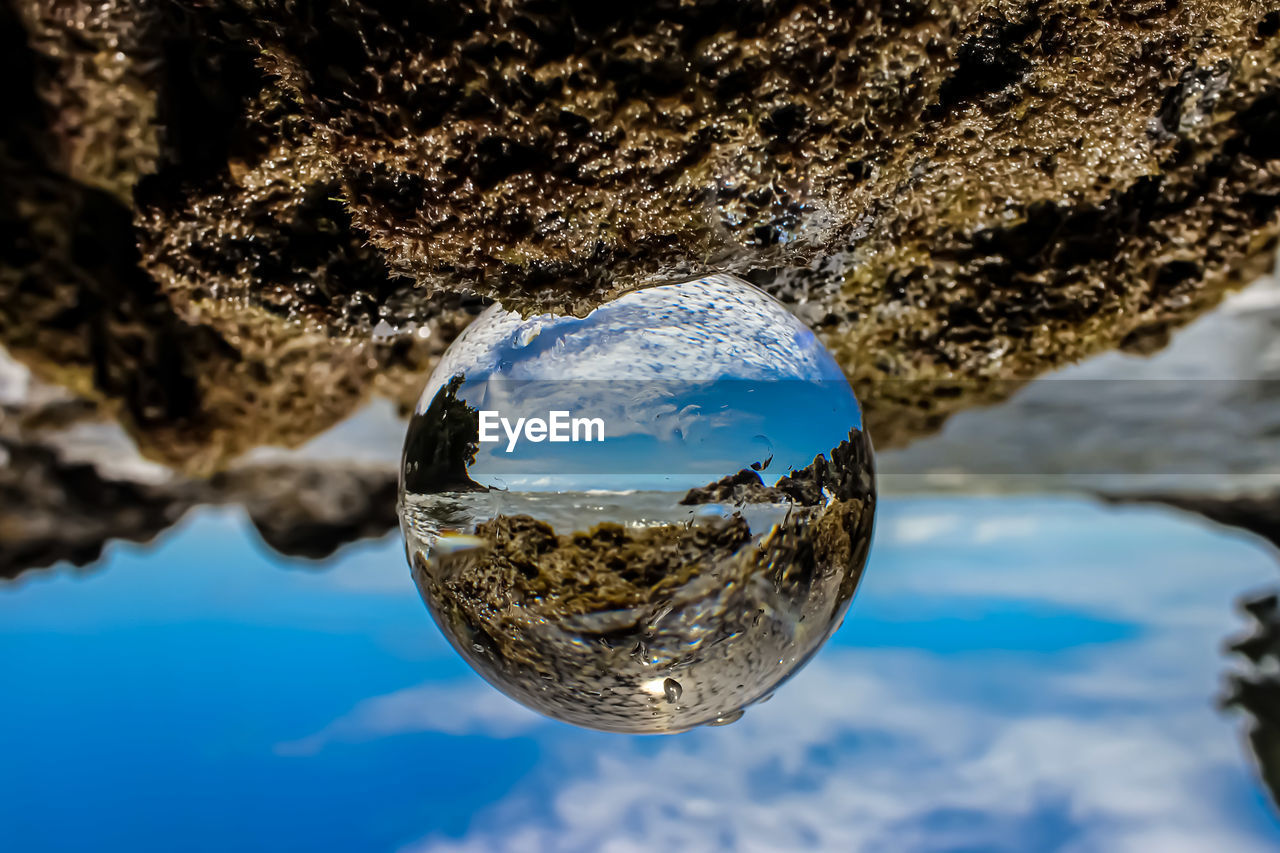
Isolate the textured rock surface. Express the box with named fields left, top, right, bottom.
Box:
left=1225, top=590, right=1280, bottom=813
left=10, top=0, right=160, bottom=201
left=1, top=0, right=468, bottom=475
left=0, top=435, right=194, bottom=578
left=407, top=441, right=875, bottom=732
left=760, top=0, right=1280, bottom=446
left=215, top=464, right=400, bottom=560
left=3, top=0, right=1280, bottom=466
left=0, top=441, right=401, bottom=579
left=0, top=353, right=401, bottom=577
left=874, top=267, right=1280, bottom=493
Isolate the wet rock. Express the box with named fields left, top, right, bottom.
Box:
left=11, top=0, right=161, bottom=201
left=0, top=436, right=194, bottom=579
left=0, top=19, right=456, bottom=476
left=232, top=1, right=1280, bottom=317
left=3, top=0, right=1280, bottom=464
left=1225, top=589, right=1280, bottom=814
left=461, top=514, right=756, bottom=615
left=416, top=490, right=873, bottom=732
left=0, top=145, right=450, bottom=476
left=877, top=270, right=1280, bottom=494
left=0, top=440, right=401, bottom=579
left=680, top=468, right=785, bottom=506
left=212, top=465, right=400, bottom=561
left=0, top=361, right=401, bottom=578
left=680, top=431, right=873, bottom=507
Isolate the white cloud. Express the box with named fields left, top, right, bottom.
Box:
left=378, top=498, right=1278, bottom=853
left=881, top=509, right=1041, bottom=546
left=426, top=275, right=840, bottom=405
left=887, top=513, right=962, bottom=544
left=397, top=640, right=1268, bottom=853
left=275, top=681, right=544, bottom=756
left=273, top=497, right=1279, bottom=853
left=972, top=516, right=1041, bottom=542
left=868, top=498, right=1277, bottom=630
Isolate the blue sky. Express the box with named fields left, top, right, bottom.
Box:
left=2, top=496, right=1279, bottom=852
left=463, top=378, right=862, bottom=491
left=418, top=274, right=861, bottom=492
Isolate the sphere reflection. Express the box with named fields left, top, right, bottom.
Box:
left=399, top=274, right=875, bottom=733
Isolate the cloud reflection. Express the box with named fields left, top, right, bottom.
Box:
left=282, top=498, right=1280, bottom=852
left=380, top=640, right=1269, bottom=853
left=277, top=682, right=543, bottom=756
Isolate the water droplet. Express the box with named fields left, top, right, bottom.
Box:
left=399, top=274, right=875, bottom=733
left=749, top=434, right=774, bottom=472
left=707, top=709, right=744, bottom=727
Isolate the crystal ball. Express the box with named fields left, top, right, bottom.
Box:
left=399, top=273, right=875, bottom=733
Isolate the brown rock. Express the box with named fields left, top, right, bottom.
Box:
left=4, top=0, right=1280, bottom=463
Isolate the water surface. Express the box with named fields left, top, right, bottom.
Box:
left=2, top=496, right=1278, bottom=852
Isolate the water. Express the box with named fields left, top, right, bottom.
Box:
left=4, top=497, right=1278, bottom=852
left=399, top=274, right=875, bottom=732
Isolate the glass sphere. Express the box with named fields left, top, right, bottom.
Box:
left=399, top=273, right=875, bottom=733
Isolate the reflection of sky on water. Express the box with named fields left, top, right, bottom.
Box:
left=3, top=497, right=1279, bottom=852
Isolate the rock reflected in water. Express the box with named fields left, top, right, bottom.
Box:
left=399, top=274, right=875, bottom=733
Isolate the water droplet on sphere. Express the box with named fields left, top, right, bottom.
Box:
left=749, top=434, right=774, bottom=472
left=398, top=274, right=876, bottom=733
left=707, top=709, right=745, bottom=727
